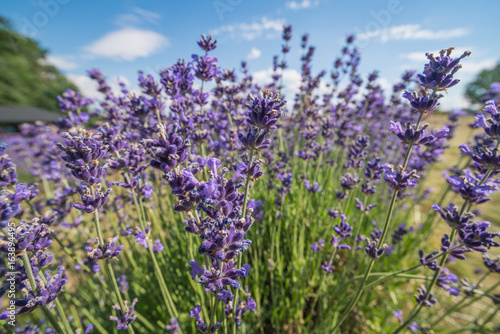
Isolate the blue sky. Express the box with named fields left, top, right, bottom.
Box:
left=2, top=0, right=499, bottom=109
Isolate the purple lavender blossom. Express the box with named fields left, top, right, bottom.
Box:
left=0, top=144, right=18, bottom=187
left=418, top=48, right=471, bottom=91
left=109, top=298, right=138, bottom=330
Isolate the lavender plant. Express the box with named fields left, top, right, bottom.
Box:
left=1, top=28, right=499, bottom=334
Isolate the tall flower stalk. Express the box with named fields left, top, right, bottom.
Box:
left=333, top=48, right=471, bottom=331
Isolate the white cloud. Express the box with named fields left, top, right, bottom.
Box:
left=84, top=28, right=169, bottom=61
left=377, top=77, right=393, bottom=92
left=115, top=7, right=161, bottom=26
left=286, top=0, right=320, bottom=10
left=43, top=55, right=78, bottom=70
left=358, top=24, right=468, bottom=42
left=67, top=74, right=133, bottom=99
left=459, top=58, right=497, bottom=75
left=399, top=48, right=497, bottom=110
left=67, top=74, right=100, bottom=99
left=211, top=17, right=285, bottom=41
left=252, top=68, right=301, bottom=101
left=400, top=47, right=473, bottom=64
left=247, top=47, right=262, bottom=60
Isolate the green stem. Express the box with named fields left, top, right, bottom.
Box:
left=53, top=291, right=73, bottom=333
left=241, top=148, right=255, bottom=218
left=232, top=148, right=256, bottom=333
left=123, top=172, right=180, bottom=326
left=91, top=188, right=106, bottom=248
left=21, top=252, right=64, bottom=334
left=91, top=187, right=134, bottom=334
left=394, top=167, right=493, bottom=333
left=333, top=111, right=426, bottom=331
left=332, top=189, right=399, bottom=332
left=209, top=294, right=218, bottom=330
left=104, top=261, right=135, bottom=334
left=41, top=306, right=64, bottom=334
left=52, top=233, right=91, bottom=273
left=430, top=273, right=496, bottom=328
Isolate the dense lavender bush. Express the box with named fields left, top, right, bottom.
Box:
left=1, top=27, right=499, bottom=334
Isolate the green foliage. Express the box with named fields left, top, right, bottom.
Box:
left=0, top=16, right=77, bottom=112
left=465, top=62, right=500, bottom=105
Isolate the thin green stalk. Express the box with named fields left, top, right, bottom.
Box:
left=308, top=249, right=338, bottom=323
left=41, top=177, right=53, bottom=200
left=394, top=168, right=493, bottom=333
left=53, top=292, right=73, bottom=333
left=52, top=233, right=91, bottom=273
left=104, top=261, right=135, bottom=334
left=430, top=274, right=497, bottom=328
left=37, top=262, right=73, bottom=334
left=91, top=187, right=135, bottom=334
left=232, top=147, right=257, bottom=333
left=209, top=294, right=218, bottom=330
left=135, top=310, right=157, bottom=332
left=332, top=189, right=399, bottom=332
left=332, top=111, right=427, bottom=331
left=40, top=307, right=65, bottom=334
left=241, top=148, right=256, bottom=218
left=91, top=188, right=106, bottom=249
left=479, top=305, right=500, bottom=328
left=123, top=172, right=180, bottom=323
left=1, top=323, right=15, bottom=334
left=147, top=238, right=179, bottom=319
left=21, top=252, right=64, bottom=334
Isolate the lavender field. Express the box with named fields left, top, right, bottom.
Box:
left=1, top=5, right=500, bottom=334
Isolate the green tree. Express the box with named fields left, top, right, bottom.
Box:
left=465, top=62, right=500, bottom=105
left=0, top=16, right=77, bottom=112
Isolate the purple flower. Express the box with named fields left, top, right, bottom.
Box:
left=458, top=221, right=499, bottom=252
left=389, top=121, right=449, bottom=146
left=192, top=54, right=220, bottom=82
left=393, top=310, right=403, bottom=323
left=244, top=89, right=286, bottom=131
left=334, top=215, right=352, bottom=239
left=447, top=174, right=493, bottom=204
left=419, top=250, right=439, bottom=271
left=459, top=143, right=500, bottom=171
left=355, top=198, right=377, bottom=212
left=57, top=129, right=108, bottom=185
left=407, top=322, right=419, bottom=333
left=310, top=239, right=325, bottom=252
left=414, top=285, right=437, bottom=307
left=483, top=256, right=500, bottom=273
left=190, top=305, right=207, bottom=332
left=86, top=236, right=124, bottom=260
left=197, top=34, right=217, bottom=52
left=383, top=164, right=419, bottom=190
left=436, top=268, right=460, bottom=296
left=165, top=318, right=179, bottom=333
left=403, top=90, right=440, bottom=114
left=145, top=124, right=191, bottom=173
left=321, top=261, right=334, bottom=273
left=365, top=240, right=386, bottom=259
left=331, top=234, right=351, bottom=250
left=432, top=203, right=472, bottom=229
left=73, top=183, right=110, bottom=213
left=304, top=179, right=321, bottom=193
left=0, top=144, right=18, bottom=186
left=0, top=267, right=67, bottom=319
left=57, top=89, right=93, bottom=113
left=153, top=239, right=165, bottom=253
left=0, top=219, right=51, bottom=254
left=417, top=48, right=470, bottom=91
left=109, top=298, right=138, bottom=330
